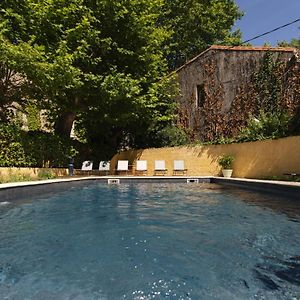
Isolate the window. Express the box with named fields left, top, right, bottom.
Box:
left=196, top=84, right=205, bottom=108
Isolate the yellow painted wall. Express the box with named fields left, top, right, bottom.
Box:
left=1, top=136, right=300, bottom=179
left=111, top=136, right=300, bottom=178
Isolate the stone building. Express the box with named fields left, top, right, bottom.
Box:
left=175, top=45, right=299, bottom=141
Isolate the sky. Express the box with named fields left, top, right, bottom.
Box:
left=234, top=0, right=300, bottom=46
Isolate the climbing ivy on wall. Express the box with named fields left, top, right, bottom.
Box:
left=199, top=61, right=225, bottom=141
left=180, top=51, right=300, bottom=143
left=252, top=52, right=285, bottom=114
left=282, top=57, right=300, bottom=135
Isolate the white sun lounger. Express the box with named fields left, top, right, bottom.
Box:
left=117, top=160, right=129, bottom=175
left=154, top=160, right=167, bottom=175
left=173, top=160, right=187, bottom=175
left=135, top=160, right=147, bottom=175
left=81, top=161, right=93, bottom=175
left=99, top=161, right=110, bottom=175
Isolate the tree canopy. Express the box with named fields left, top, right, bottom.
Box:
left=0, top=0, right=242, bottom=160
left=278, top=37, right=300, bottom=49
left=161, top=0, right=242, bottom=69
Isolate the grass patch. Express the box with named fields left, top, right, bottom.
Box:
left=37, top=170, right=56, bottom=180
left=0, top=169, right=57, bottom=183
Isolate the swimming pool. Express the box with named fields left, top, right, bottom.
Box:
left=0, top=182, right=299, bottom=299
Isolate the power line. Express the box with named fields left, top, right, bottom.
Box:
left=241, top=17, right=300, bottom=44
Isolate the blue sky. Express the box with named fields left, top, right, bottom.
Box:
left=234, top=0, right=300, bottom=46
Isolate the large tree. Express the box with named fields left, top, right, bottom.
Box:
left=161, top=0, right=242, bottom=69
left=0, top=0, right=172, bottom=138
left=0, top=0, right=242, bottom=156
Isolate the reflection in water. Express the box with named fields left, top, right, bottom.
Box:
left=217, top=184, right=300, bottom=219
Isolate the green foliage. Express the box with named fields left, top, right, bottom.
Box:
left=0, top=123, right=79, bottom=167
left=238, top=111, right=291, bottom=142
left=288, top=106, right=300, bottom=135
left=75, top=73, right=182, bottom=157
left=0, top=170, right=56, bottom=183
left=234, top=52, right=295, bottom=143
left=201, top=110, right=293, bottom=145
left=0, top=123, right=31, bottom=166
left=4, top=173, right=33, bottom=183
left=278, top=39, right=300, bottom=49
left=0, top=35, right=46, bottom=121
left=145, top=125, right=190, bottom=148
left=161, top=0, right=242, bottom=69
left=0, top=0, right=243, bottom=155
left=202, top=136, right=236, bottom=145
left=25, top=103, right=41, bottom=131
left=253, top=52, right=284, bottom=114
left=218, top=154, right=234, bottom=169
left=37, top=170, right=56, bottom=180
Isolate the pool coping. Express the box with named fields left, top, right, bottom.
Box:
left=212, top=177, right=300, bottom=198
left=0, top=175, right=211, bottom=189
left=0, top=176, right=299, bottom=202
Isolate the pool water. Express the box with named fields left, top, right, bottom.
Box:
left=0, top=183, right=299, bottom=299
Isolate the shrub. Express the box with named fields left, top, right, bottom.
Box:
left=238, top=111, right=290, bottom=142
left=0, top=173, right=33, bottom=183
left=0, top=123, right=79, bottom=167
left=145, top=125, right=190, bottom=147
left=0, top=123, right=34, bottom=167
left=218, top=154, right=234, bottom=169
left=37, top=170, right=56, bottom=180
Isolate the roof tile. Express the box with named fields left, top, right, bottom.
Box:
left=175, top=45, right=298, bottom=73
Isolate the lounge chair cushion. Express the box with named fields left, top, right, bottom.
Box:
left=174, top=160, right=185, bottom=170
left=117, top=160, right=129, bottom=171
left=82, top=161, right=93, bottom=170
left=99, top=161, right=110, bottom=171
left=155, top=160, right=166, bottom=170
left=136, top=160, right=147, bottom=171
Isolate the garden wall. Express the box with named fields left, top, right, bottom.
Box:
left=111, top=135, right=300, bottom=178
left=1, top=136, right=300, bottom=179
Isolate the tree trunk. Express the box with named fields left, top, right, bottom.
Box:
left=54, top=111, right=76, bottom=138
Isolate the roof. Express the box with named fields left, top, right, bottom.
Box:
left=175, top=45, right=298, bottom=73
left=209, top=45, right=296, bottom=52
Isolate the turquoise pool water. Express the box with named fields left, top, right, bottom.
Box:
left=0, top=183, right=299, bottom=299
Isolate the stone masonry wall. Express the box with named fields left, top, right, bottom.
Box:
left=176, top=46, right=295, bottom=141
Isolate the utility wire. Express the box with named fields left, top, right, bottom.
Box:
left=241, top=17, right=300, bottom=44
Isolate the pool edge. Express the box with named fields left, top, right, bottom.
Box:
left=1, top=176, right=300, bottom=202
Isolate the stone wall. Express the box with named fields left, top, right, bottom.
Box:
left=176, top=46, right=296, bottom=140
